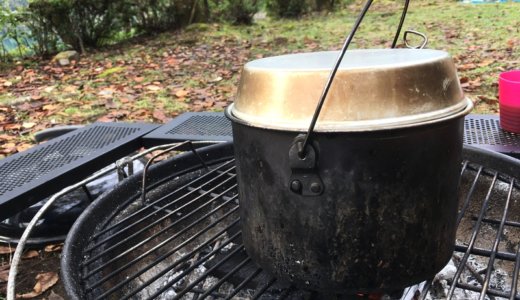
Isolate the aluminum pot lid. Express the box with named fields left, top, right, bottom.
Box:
left=227, top=49, right=473, bottom=132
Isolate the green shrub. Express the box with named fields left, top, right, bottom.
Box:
left=313, top=0, right=337, bottom=11
left=27, top=0, right=127, bottom=52
left=128, top=0, right=194, bottom=32
left=265, top=0, right=307, bottom=18
left=23, top=7, right=63, bottom=56
left=264, top=0, right=340, bottom=19
left=25, top=0, right=210, bottom=52
left=209, top=0, right=259, bottom=25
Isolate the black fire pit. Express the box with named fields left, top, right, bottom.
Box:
left=62, top=142, right=520, bottom=299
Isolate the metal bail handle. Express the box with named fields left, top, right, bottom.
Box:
left=289, top=0, right=412, bottom=195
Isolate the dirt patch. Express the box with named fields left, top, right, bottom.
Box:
left=1, top=247, right=67, bottom=300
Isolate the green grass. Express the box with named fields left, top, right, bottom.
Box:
left=2, top=0, right=519, bottom=145
left=0, top=93, right=14, bottom=105
left=97, top=66, right=126, bottom=78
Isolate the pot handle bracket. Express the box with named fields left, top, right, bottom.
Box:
left=404, top=30, right=428, bottom=49
left=288, top=135, right=324, bottom=196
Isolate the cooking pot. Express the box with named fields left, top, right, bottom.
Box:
left=225, top=49, right=473, bottom=293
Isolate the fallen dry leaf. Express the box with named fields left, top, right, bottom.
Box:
left=42, top=104, right=59, bottom=111
left=44, top=244, right=63, bottom=253
left=0, top=268, right=9, bottom=283
left=16, top=272, right=58, bottom=299
left=16, top=143, right=33, bottom=153
left=458, top=63, right=477, bottom=71
left=209, top=76, right=223, bottom=83
left=477, top=59, right=495, bottom=68
left=175, top=89, right=189, bottom=98
left=152, top=109, right=170, bottom=123
left=0, top=245, right=15, bottom=254
left=43, top=86, right=55, bottom=93
left=2, top=142, right=16, bottom=150
left=63, top=85, right=78, bottom=93
left=145, top=85, right=161, bottom=92
left=22, top=250, right=39, bottom=259
left=4, top=124, right=22, bottom=131
left=22, top=122, right=36, bottom=129
left=166, top=58, right=177, bottom=66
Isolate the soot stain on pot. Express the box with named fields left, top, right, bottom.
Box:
left=230, top=117, right=464, bottom=293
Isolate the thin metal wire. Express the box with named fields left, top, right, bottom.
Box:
left=447, top=171, right=498, bottom=298
left=299, top=0, right=374, bottom=156
left=456, top=164, right=483, bottom=227
left=479, top=178, right=515, bottom=300
left=391, top=0, right=411, bottom=48
left=81, top=185, right=94, bottom=202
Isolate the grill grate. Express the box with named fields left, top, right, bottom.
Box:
left=73, top=146, right=520, bottom=299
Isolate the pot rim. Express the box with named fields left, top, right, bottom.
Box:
left=225, top=97, right=473, bottom=132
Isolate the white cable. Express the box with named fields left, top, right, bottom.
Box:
left=6, top=140, right=226, bottom=299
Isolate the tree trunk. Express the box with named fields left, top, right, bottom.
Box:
left=203, top=0, right=210, bottom=20
left=189, top=0, right=200, bottom=24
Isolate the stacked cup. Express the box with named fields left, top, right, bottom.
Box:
left=499, top=70, right=520, bottom=133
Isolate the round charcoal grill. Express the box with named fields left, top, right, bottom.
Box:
left=62, top=142, right=520, bottom=300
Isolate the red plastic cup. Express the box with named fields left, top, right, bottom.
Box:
left=499, top=70, right=520, bottom=133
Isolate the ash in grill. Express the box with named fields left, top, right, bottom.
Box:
left=62, top=143, right=520, bottom=300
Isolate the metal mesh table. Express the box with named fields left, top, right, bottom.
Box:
left=0, top=122, right=158, bottom=221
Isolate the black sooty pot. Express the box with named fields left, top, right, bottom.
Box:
left=225, top=49, right=473, bottom=293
